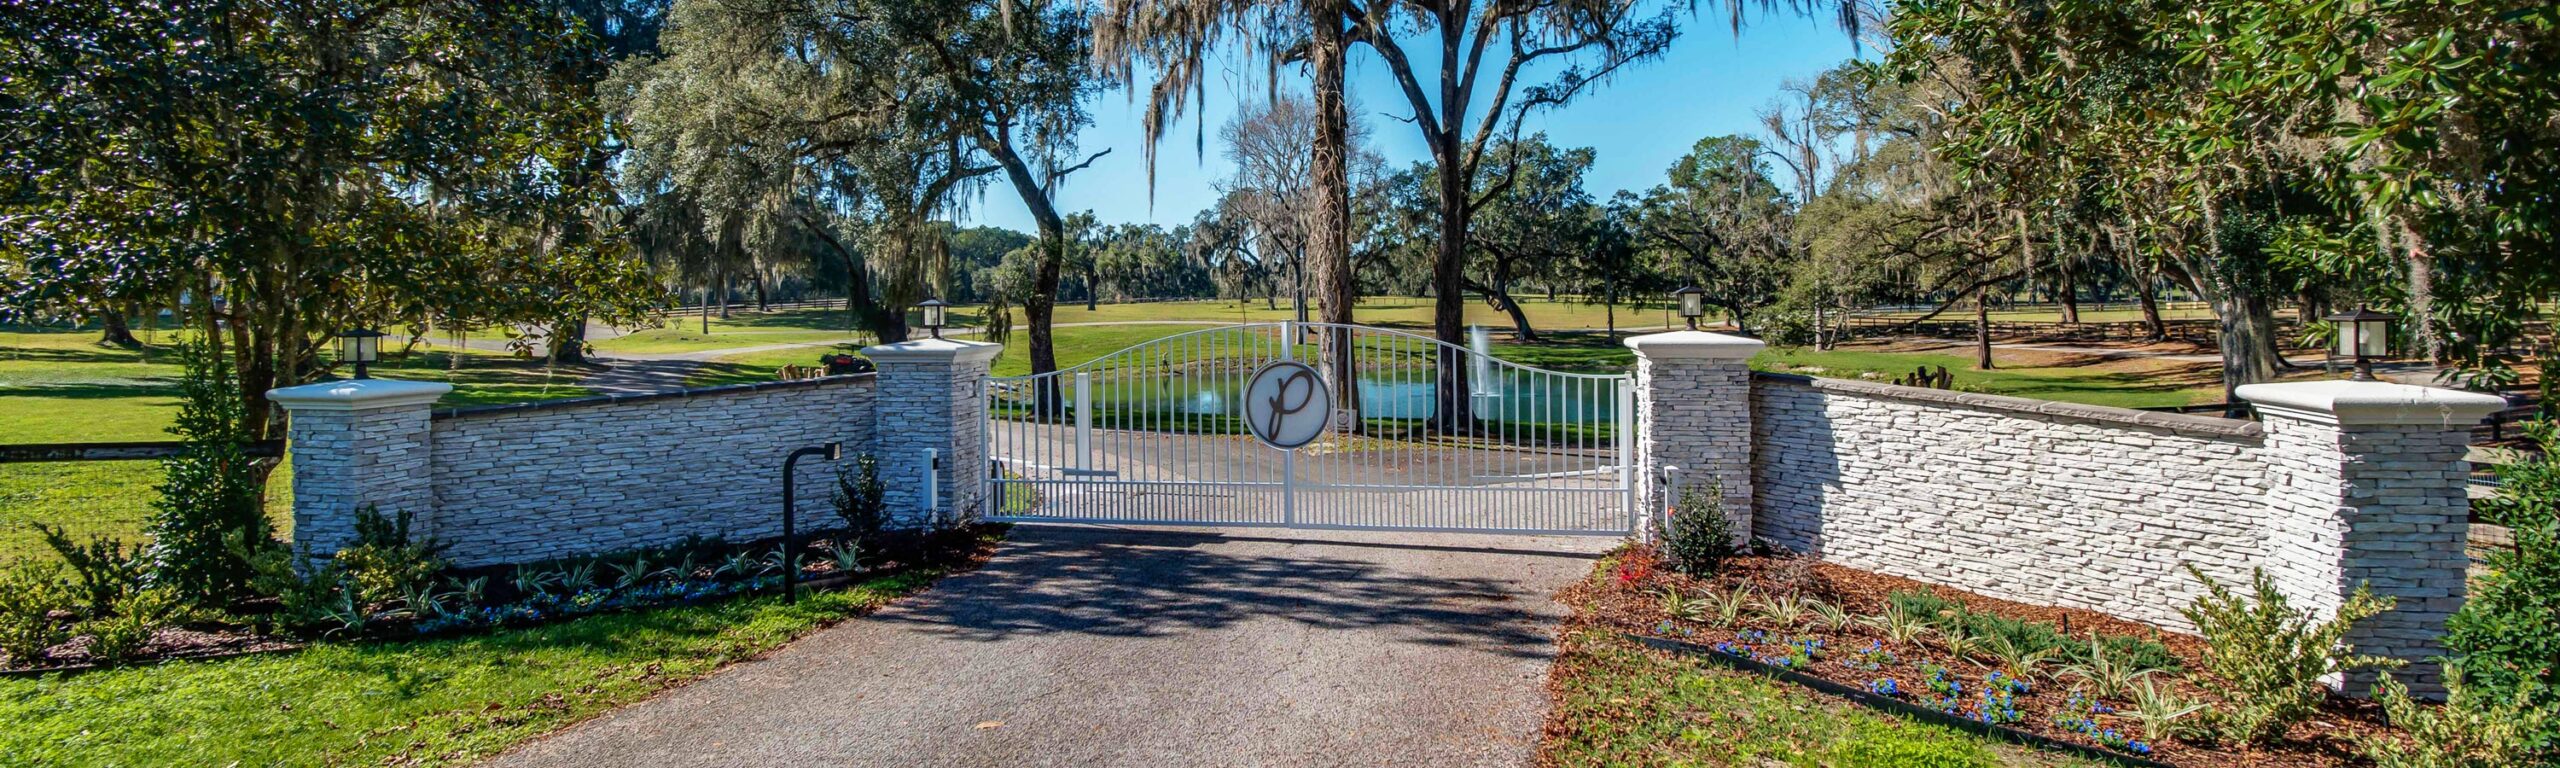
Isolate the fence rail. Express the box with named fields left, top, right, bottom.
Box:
left=0, top=440, right=285, bottom=464
left=1837, top=315, right=2246, bottom=345
left=0, top=440, right=289, bottom=564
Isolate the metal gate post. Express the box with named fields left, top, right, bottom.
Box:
left=1073, top=371, right=1092, bottom=471
left=1280, top=320, right=1296, bottom=527
left=1617, top=377, right=1637, bottom=536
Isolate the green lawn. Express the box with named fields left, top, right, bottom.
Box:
left=0, top=328, right=597, bottom=562
left=686, top=323, right=1225, bottom=386
left=688, top=324, right=2226, bottom=409
left=1856, top=301, right=2220, bottom=325
left=1752, top=347, right=2225, bottom=409
left=1543, top=629, right=2095, bottom=768
left=0, top=567, right=954, bottom=767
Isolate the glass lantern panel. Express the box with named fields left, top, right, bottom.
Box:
left=2355, top=320, right=2390, bottom=356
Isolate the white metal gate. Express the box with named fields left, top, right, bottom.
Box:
left=982, top=322, right=1634, bottom=535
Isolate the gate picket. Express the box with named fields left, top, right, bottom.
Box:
left=982, top=323, right=1634, bottom=535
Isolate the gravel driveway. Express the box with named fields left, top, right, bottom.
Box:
left=485, top=524, right=1610, bottom=767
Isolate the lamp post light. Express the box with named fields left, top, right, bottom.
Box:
left=335, top=328, right=384, bottom=379
left=779, top=442, right=843, bottom=604
left=916, top=297, right=948, bottom=339
left=1672, top=286, right=1706, bottom=331
left=2325, top=306, right=2395, bottom=382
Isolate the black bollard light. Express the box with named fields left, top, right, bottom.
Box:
left=780, top=441, right=843, bottom=604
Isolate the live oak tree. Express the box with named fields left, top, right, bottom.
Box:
left=1630, top=136, right=1793, bottom=336
left=1092, top=0, right=1366, bottom=413
left=0, top=1, right=659, bottom=441
left=615, top=0, right=1105, bottom=354
left=1463, top=134, right=1601, bottom=343
left=1887, top=0, right=2560, bottom=394
left=1342, top=0, right=1857, bottom=429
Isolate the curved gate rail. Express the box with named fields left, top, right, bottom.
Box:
left=982, top=322, right=1634, bottom=535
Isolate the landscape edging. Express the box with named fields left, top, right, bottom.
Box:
left=1621, top=632, right=2177, bottom=768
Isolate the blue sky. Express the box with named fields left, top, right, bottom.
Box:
left=955, top=12, right=1868, bottom=231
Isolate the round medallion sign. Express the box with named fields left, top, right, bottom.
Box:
left=1244, top=361, right=1332, bottom=449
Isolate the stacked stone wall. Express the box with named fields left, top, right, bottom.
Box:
left=1747, top=373, right=2270, bottom=632
left=423, top=376, right=876, bottom=566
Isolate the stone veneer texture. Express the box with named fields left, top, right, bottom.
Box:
left=424, top=376, right=876, bottom=567
left=1749, top=372, right=2271, bottom=633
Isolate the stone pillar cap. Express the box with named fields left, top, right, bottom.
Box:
left=266, top=378, right=453, bottom=411
left=861, top=337, right=1002, bottom=364
left=1623, top=330, right=1767, bottom=360
left=2234, top=379, right=2510, bottom=427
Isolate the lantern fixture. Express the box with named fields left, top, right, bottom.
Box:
left=916, top=297, right=948, bottom=339
left=2324, top=306, right=2394, bottom=382
left=1672, top=286, right=1706, bottom=330
left=336, top=328, right=384, bottom=380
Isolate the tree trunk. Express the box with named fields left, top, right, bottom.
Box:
left=550, top=315, right=590, bottom=365
left=2057, top=266, right=2080, bottom=325
left=2190, top=275, right=2279, bottom=398
left=1814, top=299, right=1830, bottom=350
left=753, top=269, right=769, bottom=312
left=1973, top=288, right=1995, bottom=370
left=1084, top=268, right=1098, bottom=311
left=1431, top=147, right=1474, bottom=434
left=1491, top=287, right=1539, bottom=343
left=99, top=308, right=139, bottom=348
left=2137, top=274, right=2166, bottom=342
left=2405, top=232, right=2443, bottom=364
left=1604, top=287, right=1618, bottom=341
left=970, top=125, right=1070, bottom=414
left=1311, top=9, right=1360, bottom=431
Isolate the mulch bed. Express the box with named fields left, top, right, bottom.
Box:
left=1562, top=545, right=2402, bottom=767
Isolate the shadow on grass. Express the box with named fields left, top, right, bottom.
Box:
left=2, top=381, right=180, bottom=399
left=0, top=345, right=173, bottom=366
left=880, top=526, right=1565, bottom=660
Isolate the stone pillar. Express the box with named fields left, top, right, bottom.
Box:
left=2235, top=380, right=2507, bottom=697
left=1624, top=331, right=1765, bottom=542
left=862, top=338, right=1001, bottom=529
left=266, top=379, right=452, bottom=557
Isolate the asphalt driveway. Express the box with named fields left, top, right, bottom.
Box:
left=485, top=524, right=1610, bottom=768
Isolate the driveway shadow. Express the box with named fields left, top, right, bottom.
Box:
left=879, top=526, right=1588, bottom=661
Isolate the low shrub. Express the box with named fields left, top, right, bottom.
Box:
left=2180, top=564, right=2397, bottom=745
left=1888, top=589, right=1968, bottom=630
left=1884, top=589, right=2179, bottom=673
left=2442, top=420, right=2560, bottom=760
left=242, top=540, right=360, bottom=636
left=1661, top=478, right=1738, bottom=575
left=2363, top=670, right=2556, bottom=768
left=36, top=525, right=147, bottom=618
left=333, top=505, right=448, bottom=609
left=832, top=453, right=889, bottom=556
left=0, top=561, right=72, bottom=663
left=76, top=588, right=179, bottom=663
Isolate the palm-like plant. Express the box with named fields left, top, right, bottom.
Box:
left=1860, top=602, right=1935, bottom=646
left=1757, top=594, right=1809, bottom=627
left=1806, top=598, right=1854, bottom=632
left=1657, top=586, right=1702, bottom=621
left=2125, top=678, right=2207, bottom=744
left=1936, top=622, right=1985, bottom=662
left=1701, top=586, right=1756, bottom=628
left=2058, top=635, right=2159, bottom=700
left=1982, top=632, right=2056, bottom=679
